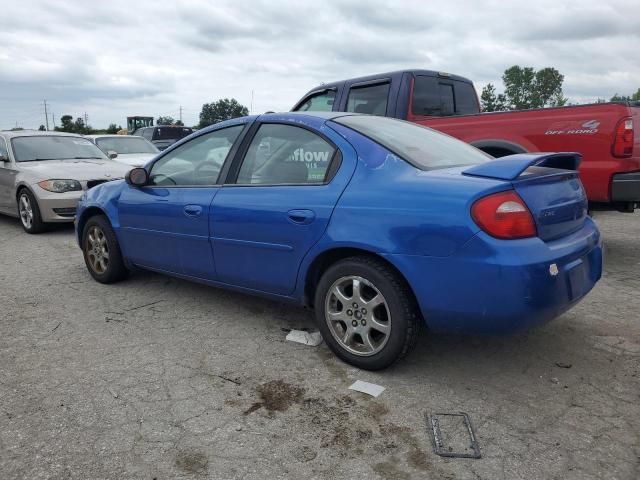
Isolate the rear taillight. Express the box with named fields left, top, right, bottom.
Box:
left=471, top=190, right=537, bottom=239
left=612, top=117, right=633, bottom=158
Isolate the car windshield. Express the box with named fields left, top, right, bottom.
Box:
left=12, top=136, right=108, bottom=162
left=95, top=136, right=159, bottom=154
left=332, top=115, right=489, bottom=170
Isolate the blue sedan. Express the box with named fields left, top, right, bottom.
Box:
left=76, top=112, right=602, bottom=370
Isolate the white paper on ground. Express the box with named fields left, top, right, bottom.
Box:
left=285, top=329, right=323, bottom=346
left=348, top=380, right=385, bottom=397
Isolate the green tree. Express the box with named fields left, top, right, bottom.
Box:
left=480, top=83, right=508, bottom=112
left=106, top=123, right=120, bottom=134
left=175, top=119, right=184, bottom=126
left=497, top=65, right=566, bottom=110
left=199, top=98, right=249, bottom=128
left=58, top=115, right=75, bottom=133
left=611, top=88, right=640, bottom=102
left=38, top=125, right=46, bottom=131
left=157, top=116, right=175, bottom=125
left=73, top=117, right=92, bottom=134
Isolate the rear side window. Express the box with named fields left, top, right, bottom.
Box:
left=295, top=90, right=336, bottom=112
left=153, top=127, right=193, bottom=141
left=346, top=82, right=389, bottom=115
left=333, top=115, right=489, bottom=170
left=236, top=124, right=336, bottom=185
left=412, top=76, right=478, bottom=116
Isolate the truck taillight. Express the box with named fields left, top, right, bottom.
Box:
left=471, top=190, right=537, bottom=239
left=612, top=117, right=633, bottom=158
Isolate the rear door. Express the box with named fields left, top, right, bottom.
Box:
left=118, top=124, right=246, bottom=279
left=211, top=121, right=351, bottom=295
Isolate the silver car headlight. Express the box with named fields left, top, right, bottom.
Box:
left=37, top=179, right=83, bottom=193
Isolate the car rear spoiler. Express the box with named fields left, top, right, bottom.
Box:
left=463, top=153, right=582, bottom=181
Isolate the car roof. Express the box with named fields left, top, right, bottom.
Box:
left=85, top=134, right=137, bottom=139
left=0, top=130, right=85, bottom=139
left=258, top=111, right=357, bottom=121
left=310, top=69, right=474, bottom=91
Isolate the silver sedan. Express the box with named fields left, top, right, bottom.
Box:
left=0, top=130, right=131, bottom=233
left=85, top=134, right=159, bottom=167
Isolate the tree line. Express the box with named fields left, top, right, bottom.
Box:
left=41, top=98, right=249, bottom=133
left=481, top=65, right=639, bottom=112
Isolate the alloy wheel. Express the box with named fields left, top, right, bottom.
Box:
left=85, top=225, right=110, bottom=274
left=324, top=275, right=391, bottom=356
left=18, top=194, right=34, bottom=229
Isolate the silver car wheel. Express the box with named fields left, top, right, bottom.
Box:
left=85, top=225, right=110, bottom=274
left=324, top=275, right=391, bottom=356
left=19, top=193, right=34, bottom=229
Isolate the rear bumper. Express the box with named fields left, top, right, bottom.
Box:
left=384, top=218, right=602, bottom=334
left=611, top=171, right=640, bottom=202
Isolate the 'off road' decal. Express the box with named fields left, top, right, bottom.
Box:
left=545, top=120, right=600, bottom=136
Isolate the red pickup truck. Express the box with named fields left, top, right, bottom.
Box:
left=292, top=69, right=640, bottom=212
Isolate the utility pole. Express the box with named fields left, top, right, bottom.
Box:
left=250, top=90, right=254, bottom=114
left=84, top=112, right=88, bottom=126
left=179, top=105, right=183, bottom=123
left=43, top=100, right=49, bottom=131
left=51, top=112, right=56, bottom=129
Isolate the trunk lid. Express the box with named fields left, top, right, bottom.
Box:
left=464, top=153, right=588, bottom=241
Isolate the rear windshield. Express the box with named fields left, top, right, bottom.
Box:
left=153, top=127, right=193, bottom=141
left=95, top=136, right=158, bottom=154
left=332, top=115, right=489, bottom=170
left=11, top=136, right=107, bottom=162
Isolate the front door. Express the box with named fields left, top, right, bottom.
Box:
left=118, top=124, right=245, bottom=279
left=0, top=138, right=17, bottom=214
left=211, top=121, right=352, bottom=295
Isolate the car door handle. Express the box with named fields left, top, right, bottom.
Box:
left=183, top=205, right=203, bottom=217
left=288, top=209, right=315, bottom=225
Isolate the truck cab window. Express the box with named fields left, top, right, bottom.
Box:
left=412, top=76, right=479, bottom=116
left=346, top=82, right=390, bottom=116
left=439, top=84, right=455, bottom=115
left=295, top=90, right=336, bottom=112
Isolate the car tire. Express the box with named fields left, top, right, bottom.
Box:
left=314, top=256, right=420, bottom=370
left=82, top=214, right=128, bottom=284
left=17, top=188, right=46, bottom=234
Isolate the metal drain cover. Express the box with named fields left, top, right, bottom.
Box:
left=428, top=412, right=481, bottom=459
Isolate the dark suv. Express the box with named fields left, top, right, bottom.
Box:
left=132, top=126, right=194, bottom=151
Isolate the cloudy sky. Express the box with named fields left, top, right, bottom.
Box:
left=1, top=0, right=638, bottom=130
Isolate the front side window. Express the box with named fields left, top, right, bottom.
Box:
left=333, top=115, right=489, bottom=170
left=236, top=124, right=336, bottom=185
left=346, top=82, right=390, bottom=116
left=96, top=137, right=159, bottom=154
left=11, top=136, right=107, bottom=162
left=294, top=90, right=336, bottom=112
left=149, top=125, right=243, bottom=186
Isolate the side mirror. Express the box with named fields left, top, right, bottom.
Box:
left=125, top=167, right=149, bottom=187
left=107, top=150, right=118, bottom=159
left=0, top=154, right=8, bottom=163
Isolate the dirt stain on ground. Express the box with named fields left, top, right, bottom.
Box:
left=175, top=450, right=209, bottom=475
left=243, top=379, right=305, bottom=415
left=373, top=457, right=411, bottom=480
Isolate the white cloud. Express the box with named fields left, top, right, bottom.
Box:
left=0, top=0, right=638, bottom=129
